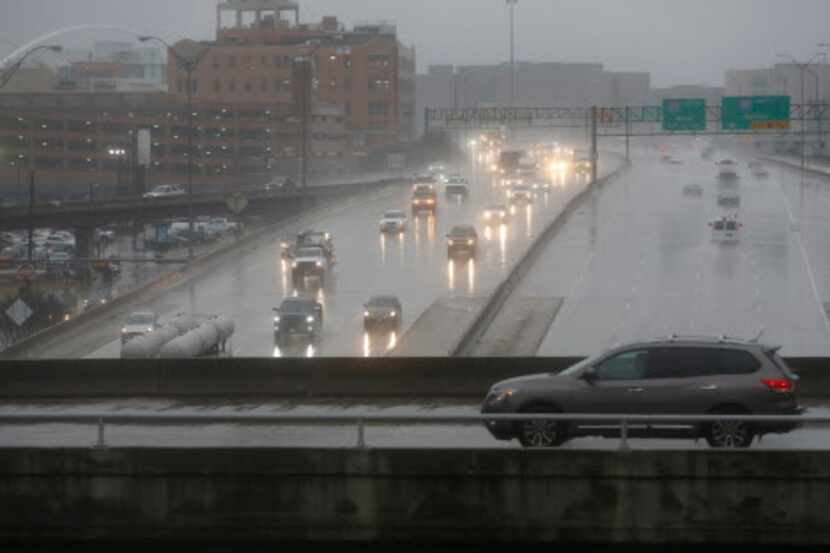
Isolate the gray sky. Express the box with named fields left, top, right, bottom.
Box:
left=1, top=0, right=829, bottom=87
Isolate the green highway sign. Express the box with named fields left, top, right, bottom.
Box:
left=662, top=99, right=706, bottom=131
left=722, top=95, right=791, bottom=131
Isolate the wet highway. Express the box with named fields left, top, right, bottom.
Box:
left=1, top=398, right=828, bottom=450
left=63, top=150, right=616, bottom=359
left=521, top=145, right=830, bottom=357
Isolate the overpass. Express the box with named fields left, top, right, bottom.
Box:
left=0, top=177, right=405, bottom=260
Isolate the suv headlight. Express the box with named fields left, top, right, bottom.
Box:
left=316, top=261, right=323, bottom=268
left=306, top=315, right=315, bottom=323
left=291, top=261, right=298, bottom=269
left=273, top=316, right=280, bottom=323
left=487, top=388, right=517, bottom=405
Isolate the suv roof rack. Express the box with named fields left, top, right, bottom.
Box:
left=656, top=334, right=753, bottom=344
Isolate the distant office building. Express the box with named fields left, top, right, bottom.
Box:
left=650, top=85, right=724, bottom=106
left=725, top=64, right=830, bottom=104
left=56, top=41, right=166, bottom=92
left=414, top=62, right=651, bottom=135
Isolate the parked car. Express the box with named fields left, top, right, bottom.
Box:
left=143, top=185, right=185, bottom=199
left=481, top=336, right=803, bottom=449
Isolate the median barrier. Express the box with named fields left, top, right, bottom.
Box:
left=452, top=153, right=630, bottom=356
left=0, top=356, right=825, bottom=399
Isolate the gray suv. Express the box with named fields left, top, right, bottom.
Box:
left=481, top=337, right=803, bottom=449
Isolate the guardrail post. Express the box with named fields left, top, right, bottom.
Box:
left=619, top=420, right=630, bottom=452
left=356, top=418, right=367, bottom=449
left=95, top=418, right=107, bottom=449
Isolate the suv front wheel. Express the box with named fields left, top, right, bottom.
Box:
left=517, top=404, right=566, bottom=448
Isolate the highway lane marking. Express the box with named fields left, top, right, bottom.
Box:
left=778, top=179, right=830, bottom=337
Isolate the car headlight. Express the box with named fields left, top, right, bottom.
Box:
left=390, top=311, right=397, bottom=317
left=484, top=212, right=492, bottom=219
left=316, top=261, right=323, bottom=268
left=468, top=240, right=474, bottom=245
left=147, top=327, right=153, bottom=332
left=306, top=316, right=315, bottom=323
left=273, top=316, right=280, bottom=323
left=292, top=262, right=298, bottom=269
left=121, top=327, right=127, bottom=334
left=364, top=310, right=370, bottom=317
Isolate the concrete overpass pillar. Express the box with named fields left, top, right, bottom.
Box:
left=73, top=227, right=96, bottom=285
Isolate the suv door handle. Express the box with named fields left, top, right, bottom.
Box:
left=699, top=385, right=718, bottom=391
left=627, top=387, right=645, bottom=393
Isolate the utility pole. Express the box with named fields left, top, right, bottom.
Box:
left=625, top=106, right=631, bottom=162
left=590, top=106, right=598, bottom=185
left=27, top=170, right=35, bottom=262
left=140, top=36, right=211, bottom=261
left=507, top=0, right=518, bottom=108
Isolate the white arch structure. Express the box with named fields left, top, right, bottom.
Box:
left=2, top=24, right=143, bottom=67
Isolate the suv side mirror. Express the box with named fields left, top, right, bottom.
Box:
left=580, top=367, right=598, bottom=383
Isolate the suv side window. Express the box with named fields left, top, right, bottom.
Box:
left=646, top=347, right=710, bottom=379
left=594, top=350, right=649, bottom=381
left=709, top=348, right=761, bottom=375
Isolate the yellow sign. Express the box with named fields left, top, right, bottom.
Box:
left=751, top=120, right=790, bottom=130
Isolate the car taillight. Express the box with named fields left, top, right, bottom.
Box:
left=762, top=379, right=794, bottom=393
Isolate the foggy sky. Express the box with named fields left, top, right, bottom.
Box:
left=1, top=0, right=829, bottom=87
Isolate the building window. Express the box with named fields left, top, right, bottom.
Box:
left=212, top=56, right=219, bottom=70
left=344, top=57, right=352, bottom=69
left=345, top=102, right=351, bottom=115
left=261, top=79, right=268, bottom=93
left=274, top=80, right=282, bottom=93
left=245, top=81, right=252, bottom=94
left=260, top=55, right=266, bottom=65
left=229, top=80, right=236, bottom=92
left=177, top=79, right=184, bottom=93
left=214, top=79, right=221, bottom=93
left=344, top=78, right=351, bottom=91
left=273, top=55, right=282, bottom=67
left=243, top=55, right=251, bottom=66
left=229, top=56, right=237, bottom=68
left=369, top=102, right=388, bottom=116
left=191, top=79, right=198, bottom=94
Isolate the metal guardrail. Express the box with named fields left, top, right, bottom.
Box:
left=0, top=412, right=815, bottom=450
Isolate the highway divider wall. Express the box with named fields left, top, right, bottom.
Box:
left=0, top=357, right=827, bottom=399
left=0, top=177, right=407, bottom=360
left=452, top=153, right=630, bottom=356
left=3, top=447, right=830, bottom=545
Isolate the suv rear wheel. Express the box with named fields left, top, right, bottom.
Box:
left=705, top=406, right=755, bottom=449
left=517, top=404, right=566, bottom=448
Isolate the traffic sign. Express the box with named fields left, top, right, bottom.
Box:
left=226, top=193, right=249, bottom=215
left=5, top=298, right=33, bottom=327
left=16, top=264, right=35, bottom=281
left=722, top=96, right=791, bottom=131
left=663, top=99, right=706, bottom=131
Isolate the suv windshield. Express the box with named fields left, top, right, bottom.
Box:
left=279, top=300, right=313, bottom=314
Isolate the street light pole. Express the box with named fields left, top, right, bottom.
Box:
left=140, top=36, right=210, bottom=262
left=506, top=0, right=518, bottom=108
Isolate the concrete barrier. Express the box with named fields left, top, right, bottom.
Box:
left=2, top=447, right=830, bottom=545
left=0, top=357, right=826, bottom=399
left=453, top=155, right=630, bottom=356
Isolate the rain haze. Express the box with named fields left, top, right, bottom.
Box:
left=1, top=0, right=830, bottom=85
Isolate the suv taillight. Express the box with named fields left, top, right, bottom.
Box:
left=762, top=379, right=794, bottom=393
